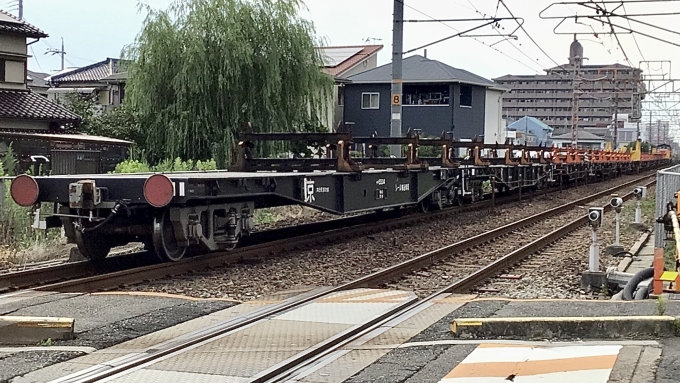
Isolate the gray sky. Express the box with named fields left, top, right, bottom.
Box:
left=14, top=0, right=680, bottom=133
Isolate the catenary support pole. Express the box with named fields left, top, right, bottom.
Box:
left=390, top=0, right=404, bottom=157
left=390, top=0, right=405, bottom=157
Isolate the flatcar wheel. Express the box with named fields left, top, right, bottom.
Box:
left=152, top=210, right=187, bottom=262
left=75, top=230, right=112, bottom=261
left=431, top=190, right=444, bottom=210
left=419, top=199, right=430, bottom=213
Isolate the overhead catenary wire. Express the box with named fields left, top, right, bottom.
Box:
left=463, top=0, right=549, bottom=76
left=395, top=0, right=544, bottom=74
left=621, top=2, right=646, bottom=61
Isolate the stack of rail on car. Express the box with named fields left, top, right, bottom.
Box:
left=8, top=131, right=672, bottom=262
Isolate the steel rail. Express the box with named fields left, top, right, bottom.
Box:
left=26, top=180, right=555, bottom=293
left=1, top=172, right=655, bottom=293
left=53, top=174, right=655, bottom=383
left=330, top=174, right=655, bottom=290
left=260, top=178, right=659, bottom=382
left=445, top=179, right=656, bottom=293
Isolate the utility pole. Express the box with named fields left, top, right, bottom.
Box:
left=570, top=49, right=582, bottom=148
left=46, top=38, right=66, bottom=71
left=390, top=0, right=404, bottom=157
left=18, top=0, right=23, bottom=20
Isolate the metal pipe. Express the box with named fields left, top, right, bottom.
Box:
left=669, top=210, right=680, bottom=267
left=635, top=200, right=642, bottom=223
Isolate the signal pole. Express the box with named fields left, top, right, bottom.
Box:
left=390, top=0, right=404, bottom=157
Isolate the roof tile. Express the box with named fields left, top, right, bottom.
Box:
left=0, top=10, right=47, bottom=38
left=347, top=55, right=498, bottom=88
left=50, top=58, right=119, bottom=83
left=0, top=90, right=81, bottom=123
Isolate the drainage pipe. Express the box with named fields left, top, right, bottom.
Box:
left=622, top=267, right=654, bottom=300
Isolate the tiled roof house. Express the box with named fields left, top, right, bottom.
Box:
left=47, top=58, right=125, bottom=109
left=0, top=10, right=81, bottom=129
left=0, top=10, right=130, bottom=175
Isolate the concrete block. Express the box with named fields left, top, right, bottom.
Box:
left=0, top=316, right=74, bottom=345
left=581, top=271, right=608, bottom=291
left=606, top=245, right=626, bottom=256
left=630, top=346, right=662, bottom=383
left=451, top=316, right=678, bottom=340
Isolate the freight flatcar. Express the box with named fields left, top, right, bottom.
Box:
left=8, top=132, right=671, bottom=262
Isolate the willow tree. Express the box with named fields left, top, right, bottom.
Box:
left=123, top=0, right=333, bottom=166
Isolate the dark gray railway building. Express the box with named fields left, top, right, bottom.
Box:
left=342, top=55, right=508, bottom=143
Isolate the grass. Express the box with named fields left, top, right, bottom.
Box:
left=664, top=240, right=677, bottom=272
left=621, top=197, right=655, bottom=235
left=0, top=160, right=66, bottom=266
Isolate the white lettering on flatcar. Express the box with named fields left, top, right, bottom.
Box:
left=316, top=187, right=330, bottom=193
left=395, top=183, right=410, bottom=192
left=376, top=179, right=386, bottom=186
left=303, top=178, right=316, bottom=203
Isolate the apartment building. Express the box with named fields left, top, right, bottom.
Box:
left=493, top=40, right=645, bottom=131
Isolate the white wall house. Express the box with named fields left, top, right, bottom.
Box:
left=319, top=45, right=383, bottom=131
left=483, top=88, right=507, bottom=145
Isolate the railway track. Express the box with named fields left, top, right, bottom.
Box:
left=0, top=180, right=532, bottom=292
left=46, top=175, right=656, bottom=383
left=0, top=172, right=655, bottom=294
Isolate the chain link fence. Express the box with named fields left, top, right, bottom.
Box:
left=655, top=165, right=680, bottom=248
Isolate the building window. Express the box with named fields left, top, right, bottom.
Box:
left=337, top=86, right=344, bottom=106
left=361, top=92, right=379, bottom=109
left=0, top=59, right=5, bottom=82
left=460, top=85, right=472, bottom=107
left=403, top=84, right=449, bottom=105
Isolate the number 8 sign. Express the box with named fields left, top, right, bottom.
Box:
left=392, top=94, right=401, bottom=106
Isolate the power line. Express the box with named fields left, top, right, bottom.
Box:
left=396, top=0, right=543, bottom=73
left=462, top=0, right=548, bottom=74
left=29, top=45, right=43, bottom=72
left=498, top=0, right=568, bottom=72
left=593, top=1, right=635, bottom=67
left=621, top=2, right=646, bottom=61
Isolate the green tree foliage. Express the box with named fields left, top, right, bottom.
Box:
left=1, top=143, right=17, bottom=176
left=58, top=93, right=142, bottom=144
left=625, top=140, right=652, bottom=154
left=122, top=0, right=333, bottom=167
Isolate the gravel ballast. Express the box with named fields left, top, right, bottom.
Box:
left=124, top=173, right=655, bottom=301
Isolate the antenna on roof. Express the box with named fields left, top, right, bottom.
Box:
left=6, top=0, right=23, bottom=20
left=365, top=37, right=382, bottom=44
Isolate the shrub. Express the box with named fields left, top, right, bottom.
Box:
left=112, top=158, right=217, bottom=174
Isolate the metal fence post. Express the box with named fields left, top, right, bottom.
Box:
left=0, top=179, right=5, bottom=214
left=655, top=165, right=680, bottom=248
